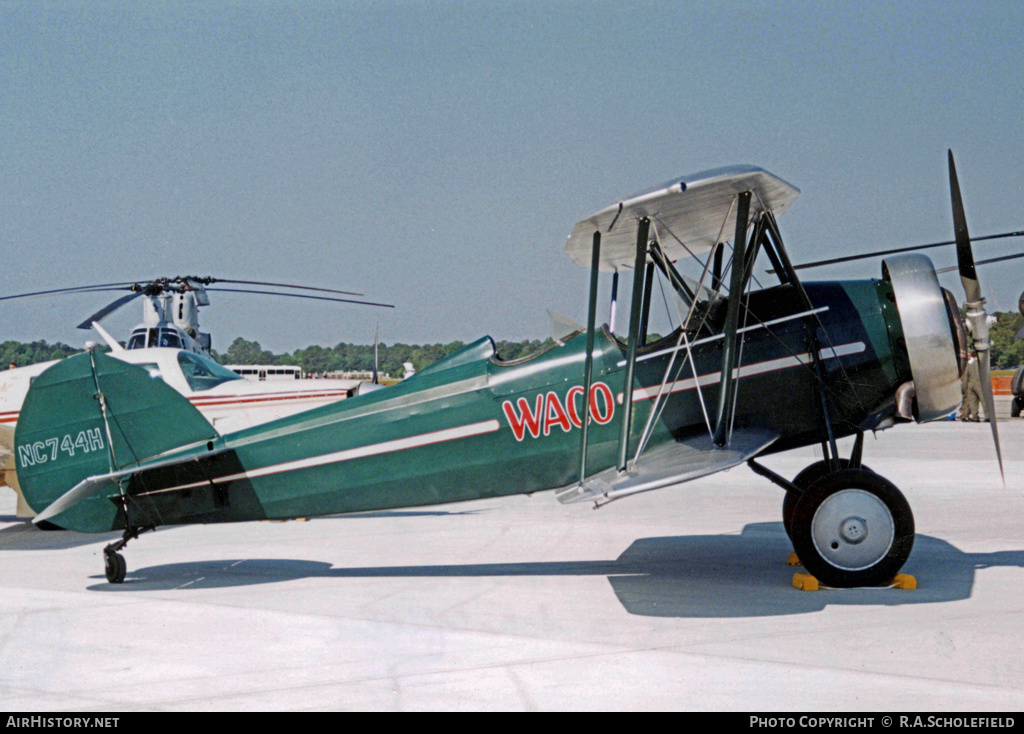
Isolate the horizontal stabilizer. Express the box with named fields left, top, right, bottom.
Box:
left=555, top=428, right=778, bottom=506
left=32, top=444, right=235, bottom=526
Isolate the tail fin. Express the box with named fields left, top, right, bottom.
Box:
left=15, top=350, right=218, bottom=532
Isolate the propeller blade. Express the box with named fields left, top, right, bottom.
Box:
left=76, top=291, right=145, bottom=329
left=947, top=150, right=1003, bottom=483
left=949, top=150, right=982, bottom=304
left=976, top=354, right=1004, bottom=483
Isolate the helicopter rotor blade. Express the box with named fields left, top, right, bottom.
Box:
left=948, top=149, right=1003, bottom=483
left=0, top=282, right=140, bottom=303
left=193, top=278, right=364, bottom=297
left=771, top=229, right=1024, bottom=274
left=75, top=291, right=146, bottom=329
left=204, top=287, right=393, bottom=309
left=935, top=251, right=1024, bottom=274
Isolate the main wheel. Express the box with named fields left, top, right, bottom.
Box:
left=104, top=552, right=127, bottom=584
left=790, top=468, right=914, bottom=588
left=783, top=459, right=872, bottom=540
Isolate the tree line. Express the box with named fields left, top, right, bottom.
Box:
left=2, top=310, right=1023, bottom=372
left=0, top=335, right=557, bottom=375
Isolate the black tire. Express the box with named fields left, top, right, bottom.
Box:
left=790, top=469, right=914, bottom=588
left=1012, top=396, right=1022, bottom=419
left=105, top=552, right=126, bottom=584
left=783, top=460, right=872, bottom=540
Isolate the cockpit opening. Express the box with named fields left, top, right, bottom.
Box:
left=176, top=352, right=243, bottom=392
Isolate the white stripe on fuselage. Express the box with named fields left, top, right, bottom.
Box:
left=134, top=419, right=503, bottom=497
left=628, top=341, right=866, bottom=402
left=134, top=340, right=867, bottom=498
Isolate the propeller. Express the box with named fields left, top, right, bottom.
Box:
left=948, top=150, right=1003, bottom=483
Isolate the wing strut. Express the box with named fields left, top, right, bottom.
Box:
left=578, top=231, right=602, bottom=484
left=617, top=217, right=651, bottom=471
left=713, top=191, right=751, bottom=446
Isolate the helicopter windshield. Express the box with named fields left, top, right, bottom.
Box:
left=158, top=329, right=182, bottom=348
left=126, top=329, right=151, bottom=350
left=176, top=352, right=243, bottom=392
left=126, top=327, right=184, bottom=350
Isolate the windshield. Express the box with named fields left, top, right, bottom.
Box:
left=158, top=329, right=183, bottom=348
left=127, top=329, right=151, bottom=350
left=177, top=352, right=243, bottom=392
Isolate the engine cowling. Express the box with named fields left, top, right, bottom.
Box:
left=882, top=254, right=963, bottom=422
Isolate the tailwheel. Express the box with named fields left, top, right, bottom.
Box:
left=104, top=551, right=127, bottom=584
left=101, top=522, right=149, bottom=584
left=790, top=468, right=914, bottom=588
left=783, top=459, right=872, bottom=540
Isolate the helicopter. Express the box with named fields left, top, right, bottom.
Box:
left=1, top=277, right=394, bottom=518
left=10, top=152, right=1022, bottom=588
left=0, top=275, right=393, bottom=360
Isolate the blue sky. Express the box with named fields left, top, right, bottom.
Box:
left=2, top=1, right=1022, bottom=353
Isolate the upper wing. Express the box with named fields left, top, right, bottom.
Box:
left=565, top=165, right=799, bottom=272
left=554, top=428, right=778, bottom=507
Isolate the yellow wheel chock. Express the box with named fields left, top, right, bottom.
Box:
left=791, top=571, right=918, bottom=591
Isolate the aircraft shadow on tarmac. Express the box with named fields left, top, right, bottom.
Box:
left=0, top=509, right=478, bottom=551
left=0, top=516, right=121, bottom=550
left=83, top=521, right=1024, bottom=617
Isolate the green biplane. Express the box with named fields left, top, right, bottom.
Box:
left=14, top=153, right=1006, bottom=587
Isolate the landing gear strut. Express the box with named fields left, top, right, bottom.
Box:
left=102, top=524, right=152, bottom=584
left=749, top=431, right=915, bottom=588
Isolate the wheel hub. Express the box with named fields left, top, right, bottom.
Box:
left=811, top=489, right=894, bottom=571
left=839, top=516, right=868, bottom=544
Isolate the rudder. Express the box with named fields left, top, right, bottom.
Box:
left=15, top=350, right=218, bottom=532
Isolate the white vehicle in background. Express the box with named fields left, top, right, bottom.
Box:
left=226, top=364, right=303, bottom=381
